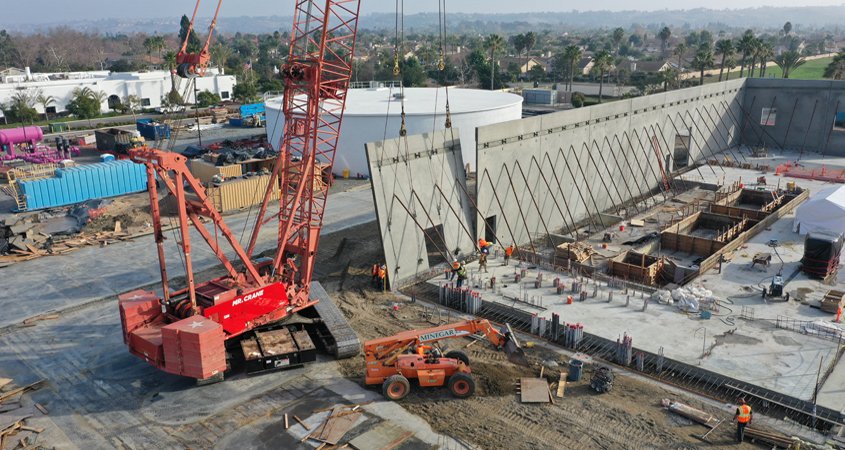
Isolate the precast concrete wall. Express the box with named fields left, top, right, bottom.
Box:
left=366, top=129, right=475, bottom=286
left=474, top=79, right=746, bottom=246
left=740, top=79, right=845, bottom=156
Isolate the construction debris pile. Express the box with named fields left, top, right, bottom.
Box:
left=651, top=286, right=719, bottom=313
left=0, top=199, right=145, bottom=267
left=0, top=378, right=48, bottom=450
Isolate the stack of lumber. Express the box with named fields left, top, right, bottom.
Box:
left=661, top=399, right=720, bottom=428
left=210, top=108, right=229, bottom=124
left=0, top=229, right=132, bottom=268
left=555, top=241, right=596, bottom=263
left=744, top=426, right=793, bottom=448
left=821, top=289, right=845, bottom=314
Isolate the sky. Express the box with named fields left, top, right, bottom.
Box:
left=1, top=0, right=844, bottom=23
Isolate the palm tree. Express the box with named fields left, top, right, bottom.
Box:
left=485, top=34, right=505, bottom=90
left=715, top=39, right=734, bottom=81
left=783, top=21, right=792, bottom=36
left=748, top=38, right=762, bottom=77
left=35, top=93, right=55, bottom=120
left=758, top=42, right=774, bottom=78
left=724, top=57, right=736, bottom=81
left=563, top=44, right=582, bottom=92
left=612, top=28, right=625, bottom=55
left=592, top=50, right=613, bottom=103
left=692, top=45, right=715, bottom=86
left=523, top=32, right=537, bottom=79
left=210, top=43, right=232, bottom=74
left=164, top=50, right=178, bottom=93
left=823, top=49, right=845, bottom=80
left=658, top=27, right=671, bottom=55
left=736, top=30, right=755, bottom=78
left=673, top=43, right=686, bottom=87
left=774, top=50, right=806, bottom=78
left=511, top=33, right=526, bottom=74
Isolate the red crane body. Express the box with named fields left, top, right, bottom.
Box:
left=119, top=0, right=362, bottom=381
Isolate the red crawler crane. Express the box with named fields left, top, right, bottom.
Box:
left=175, top=0, right=223, bottom=78
left=119, top=0, right=362, bottom=382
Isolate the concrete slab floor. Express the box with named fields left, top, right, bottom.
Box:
left=0, top=188, right=374, bottom=329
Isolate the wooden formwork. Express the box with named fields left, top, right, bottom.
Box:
left=555, top=241, right=596, bottom=263
left=608, top=251, right=664, bottom=286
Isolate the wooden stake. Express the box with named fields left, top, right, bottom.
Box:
left=293, top=415, right=310, bottom=431
left=284, top=414, right=289, bottom=429
left=34, top=403, right=48, bottom=415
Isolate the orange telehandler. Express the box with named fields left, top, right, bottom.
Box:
left=363, top=319, right=528, bottom=400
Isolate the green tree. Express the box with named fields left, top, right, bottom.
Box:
left=196, top=90, right=221, bottom=107
left=523, top=31, right=537, bottom=72
left=673, top=43, right=686, bottom=87
left=715, top=39, right=734, bottom=81
left=178, top=15, right=201, bottom=53
left=823, top=49, right=845, bottom=80
left=0, top=30, right=18, bottom=68
left=35, top=93, right=55, bottom=120
left=692, top=44, right=714, bottom=86
left=527, top=64, right=545, bottom=82
left=123, top=95, right=141, bottom=119
left=783, top=21, right=792, bottom=36
left=233, top=82, right=258, bottom=103
left=592, top=50, right=613, bottom=103
left=7, top=91, right=39, bottom=123
left=736, top=30, right=755, bottom=78
left=658, top=27, right=672, bottom=55
left=571, top=91, right=586, bottom=108
left=67, top=87, right=103, bottom=125
left=774, top=50, right=806, bottom=78
left=485, top=34, right=505, bottom=90
left=400, top=56, right=427, bottom=87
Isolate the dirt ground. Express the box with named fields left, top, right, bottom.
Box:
left=83, top=193, right=153, bottom=234
left=310, top=222, right=761, bottom=450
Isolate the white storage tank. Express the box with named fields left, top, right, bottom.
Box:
left=264, top=86, right=523, bottom=177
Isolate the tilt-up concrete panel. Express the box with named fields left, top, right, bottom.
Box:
left=366, top=129, right=474, bottom=287
left=475, top=79, right=745, bottom=246
left=740, top=78, right=845, bottom=155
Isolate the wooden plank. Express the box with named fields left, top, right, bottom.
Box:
left=519, top=378, right=551, bottom=403
left=0, top=379, right=11, bottom=390
left=0, top=380, right=44, bottom=404
left=292, top=414, right=310, bottom=431
left=33, top=404, right=48, bottom=415
left=556, top=372, right=567, bottom=398
left=0, top=412, right=31, bottom=433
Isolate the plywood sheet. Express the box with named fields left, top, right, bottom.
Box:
left=350, top=422, right=413, bottom=450
left=520, top=378, right=551, bottom=403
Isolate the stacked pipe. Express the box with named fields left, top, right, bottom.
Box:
left=616, top=333, right=633, bottom=365
left=551, top=313, right=560, bottom=341
left=562, top=323, right=584, bottom=348
left=438, top=283, right=482, bottom=314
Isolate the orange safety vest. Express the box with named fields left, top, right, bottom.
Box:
left=416, top=345, right=431, bottom=356
left=737, top=404, right=751, bottom=423
left=378, top=268, right=386, bottom=279
left=505, top=246, right=514, bottom=256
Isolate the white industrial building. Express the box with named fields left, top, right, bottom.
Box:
left=265, top=85, right=523, bottom=176
left=0, top=67, right=236, bottom=116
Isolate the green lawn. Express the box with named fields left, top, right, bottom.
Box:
left=704, top=56, right=833, bottom=83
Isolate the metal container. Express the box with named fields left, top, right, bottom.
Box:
left=568, top=359, right=583, bottom=381
left=522, top=89, right=557, bottom=106
left=18, top=160, right=148, bottom=210
left=207, top=174, right=279, bottom=213
left=94, top=128, right=133, bottom=152
left=135, top=119, right=171, bottom=141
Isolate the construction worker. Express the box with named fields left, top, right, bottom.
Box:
left=371, top=263, right=380, bottom=288
left=735, top=398, right=752, bottom=443
left=377, top=264, right=387, bottom=291
left=479, top=252, right=488, bottom=273
left=450, top=261, right=460, bottom=280
left=478, top=238, right=493, bottom=254
left=455, top=262, right=468, bottom=288
left=504, top=244, right=514, bottom=266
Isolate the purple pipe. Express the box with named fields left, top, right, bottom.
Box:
left=0, top=126, right=44, bottom=146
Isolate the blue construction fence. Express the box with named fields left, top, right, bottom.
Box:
left=18, top=160, right=148, bottom=210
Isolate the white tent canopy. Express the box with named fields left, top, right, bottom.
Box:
left=793, top=185, right=845, bottom=235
